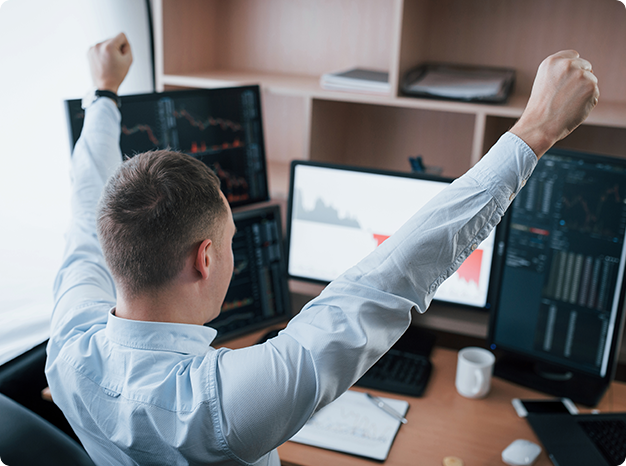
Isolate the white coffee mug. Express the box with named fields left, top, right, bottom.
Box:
left=455, top=347, right=495, bottom=398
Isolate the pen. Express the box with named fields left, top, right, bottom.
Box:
left=365, top=392, right=408, bottom=424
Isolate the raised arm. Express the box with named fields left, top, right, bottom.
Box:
left=215, top=50, right=600, bottom=462
left=51, top=33, right=132, bottom=332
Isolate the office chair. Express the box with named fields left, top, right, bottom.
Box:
left=0, top=392, right=95, bottom=466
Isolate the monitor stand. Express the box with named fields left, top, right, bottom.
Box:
left=493, top=353, right=608, bottom=407
left=534, top=362, right=573, bottom=382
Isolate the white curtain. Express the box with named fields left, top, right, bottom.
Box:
left=0, top=0, right=153, bottom=365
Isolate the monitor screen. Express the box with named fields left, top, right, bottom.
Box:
left=488, top=148, right=626, bottom=404
left=65, top=86, right=269, bottom=207
left=209, top=204, right=291, bottom=342
left=286, top=161, right=499, bottom=310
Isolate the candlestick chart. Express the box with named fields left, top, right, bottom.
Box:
left=65, top=86, right=269, bottom=207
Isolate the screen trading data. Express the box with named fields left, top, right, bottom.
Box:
left=287, top=163, right=496, bottom=309
left=492, top=150, right=626, bottom=377
left=208, top=206, right=290, bottom=341
left=66, top=87, right=268, bottom=207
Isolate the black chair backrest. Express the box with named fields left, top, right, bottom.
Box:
left=0, top=392, right=95, bottom=466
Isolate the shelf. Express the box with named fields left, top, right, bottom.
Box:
left=586, top=101, right=626, bottom=128
left=162, top=71, right=321, bottom=95
left=162, top=69, right=521, bottom=112
left=162, top=70, right=626, bottom=130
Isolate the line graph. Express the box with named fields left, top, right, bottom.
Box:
left=67, top=87, right=269, bottom=208
left=174, top=106, right=245, bottom=155
left=121, top=124, right=160, bottom=146
left=173, top=109, right=243, bottom=132
left=560, top=181, right=624, bottom=238
left=190, top=139, right=244, bottom=154
left=213, top=163, right=250, bottom=203
left=293, top=189, right=361, bottom=228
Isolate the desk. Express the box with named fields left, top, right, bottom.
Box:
left=223, top=328, right=626, bottom=466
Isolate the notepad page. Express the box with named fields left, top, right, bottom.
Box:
left=289, top=390, right=409, bottom=461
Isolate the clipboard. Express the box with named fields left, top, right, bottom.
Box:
left=289, top=390, right=409, bottom=461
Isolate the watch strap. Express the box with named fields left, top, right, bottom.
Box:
left=95, top=89, right=121, bottom=109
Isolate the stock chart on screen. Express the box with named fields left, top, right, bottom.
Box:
left=287, top=162, right=496, bottom=309
left=65, top=86, right=269, bottom=207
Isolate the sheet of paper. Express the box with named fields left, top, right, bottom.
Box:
left=406, top=70, right=505, bottom=99
left=289, top=390, right=409, bottom=461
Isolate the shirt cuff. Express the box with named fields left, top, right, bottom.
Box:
left=467, top=131, right=538, bottom=212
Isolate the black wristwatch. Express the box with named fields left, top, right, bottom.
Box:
left=82, top=88, right=121, bottom=109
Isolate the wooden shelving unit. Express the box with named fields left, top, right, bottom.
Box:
left=152, top=0, right=626, bottom=347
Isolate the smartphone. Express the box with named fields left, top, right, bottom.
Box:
left=511, top=398, right=578, bottom=417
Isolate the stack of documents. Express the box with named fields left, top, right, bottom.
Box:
left=402, top=64, right=515, bottom=103
left=290, top=390, right=409, bottom=460
left=320, top=68, right=390, bottom=95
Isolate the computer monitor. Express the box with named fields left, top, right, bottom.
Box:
left=286, top=161, right=500, bottom=310
left=65, top=86, right=269, bottom=207
left=488, top=148, right=626, bottom=406
left=209, top=204, right=291, bottom=342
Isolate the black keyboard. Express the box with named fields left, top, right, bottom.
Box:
left=355, top=348, right=432, bottom=397
left=579, top=419, right=626, bottom=466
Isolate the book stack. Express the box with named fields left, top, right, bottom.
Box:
left=320, top=68, right=390, bottom=95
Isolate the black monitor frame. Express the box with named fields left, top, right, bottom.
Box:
left=65, top=86, right=269, bottom=208
left=210, top=204, right=292, bottom=343
left=286, top=160, right=506, bottom=312
left=487, top=147, right=626, bottom=406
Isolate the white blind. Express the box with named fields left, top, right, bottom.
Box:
left=0, top=0, right=153, bottom=365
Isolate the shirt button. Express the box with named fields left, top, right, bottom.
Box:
left=509, top=192, right=515, bottom=201
left=471, top=243, right=478, bottom=251
left=522, top=179, right=527, bottom=187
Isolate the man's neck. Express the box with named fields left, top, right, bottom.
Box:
left=115, top=285, right=207, bottom=325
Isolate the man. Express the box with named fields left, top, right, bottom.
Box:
left=46, top=32, right=598, bottom=465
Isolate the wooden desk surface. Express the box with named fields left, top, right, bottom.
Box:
left=222, top=328, right=626, bottom=466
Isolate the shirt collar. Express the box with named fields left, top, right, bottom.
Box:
left=105, top=309, right=218, bottom=356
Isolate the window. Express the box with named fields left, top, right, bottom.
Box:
left=0, top=0, right=153, bottom=365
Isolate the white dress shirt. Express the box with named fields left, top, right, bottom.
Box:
left=46, top=96, right=537, bottom=465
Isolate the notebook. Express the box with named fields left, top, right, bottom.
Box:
left=527, top=412, right=626, bottom=466
left=289, top=390, right=409, bottom=460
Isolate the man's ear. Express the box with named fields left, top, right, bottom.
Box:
left=194, top=239, right=212, bottom=280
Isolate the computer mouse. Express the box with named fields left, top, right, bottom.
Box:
left=501, top=439, right=542, bottom=465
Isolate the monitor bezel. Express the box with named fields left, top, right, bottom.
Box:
left=64, top=85, right=270, bottom=208
left=487, top=147, right=626, bottom=401
left=286, top=159, right=506, bottom=312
